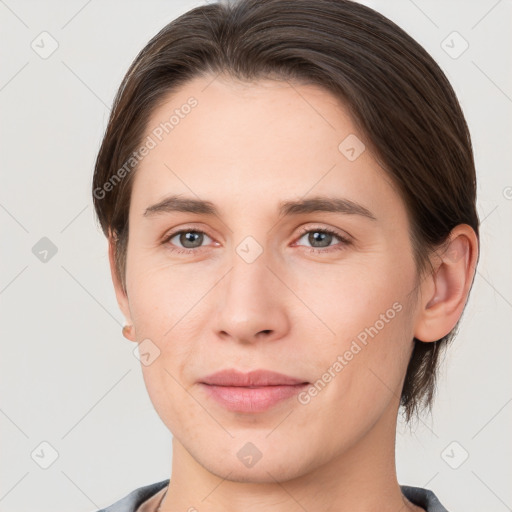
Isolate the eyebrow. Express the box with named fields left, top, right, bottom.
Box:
left=143, top=194, right=377, bottom=221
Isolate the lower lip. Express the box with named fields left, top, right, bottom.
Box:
left=200, top=383, right=309, bottom=413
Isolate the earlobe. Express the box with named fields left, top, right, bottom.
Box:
left=122, top=324, right=136, bottom=342
left=414, top=225, right=478, bottom=343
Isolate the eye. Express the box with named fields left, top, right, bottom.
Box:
left=294, top=226, right=351, bottom=254
left=162, top=228, right=214, bottom=254
left=161, top=226, right=351, bottom=255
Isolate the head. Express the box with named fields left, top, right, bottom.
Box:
left=92, top=0, right=479, bottom=481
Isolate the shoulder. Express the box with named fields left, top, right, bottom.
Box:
left=92, top=480, right=448, bottom=512
left=93, top=479, right=170, bottom=512
left=400, top=485, right=451, bottom=512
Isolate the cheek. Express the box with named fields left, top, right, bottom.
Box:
left=302, top=309, right=413, bottom=447
left=139, top=365, right=190, bottom=436
left=291, top=253, right=409, bottom=339
left=300, top=258, right=415, bottom=407
left=127, top=259, right=192, bottom=334
left=126, top=261, right=207, bottom=401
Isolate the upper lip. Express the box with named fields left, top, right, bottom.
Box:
left=200, top=369, right=309, bottom=387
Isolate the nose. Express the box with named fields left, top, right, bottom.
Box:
left=212, top=248, right=290, bottom=345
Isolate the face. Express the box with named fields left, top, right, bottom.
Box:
left=114, top=75, right=423, bottom=482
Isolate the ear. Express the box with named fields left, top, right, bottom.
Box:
left=414, top=224, right=479, bottom=343
left=108, top=230, right=135, bottom=341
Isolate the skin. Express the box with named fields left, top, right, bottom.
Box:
left=109, top=74, right=478, bottom=512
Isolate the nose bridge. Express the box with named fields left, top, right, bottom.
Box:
left=213, top=236, right=287, bottom=341
left=225, top=223, right=273, bottom=295
left=225, top=240, right=274, bottom=313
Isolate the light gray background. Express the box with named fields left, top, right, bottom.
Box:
left=1, top=1, right=511, bottom=511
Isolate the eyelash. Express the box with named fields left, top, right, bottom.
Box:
left=161, top=225, right=351, bottom=255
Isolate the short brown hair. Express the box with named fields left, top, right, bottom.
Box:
left=92, top=0, right=480, bottom=422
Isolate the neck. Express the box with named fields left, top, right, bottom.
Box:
left=159, top=402, right=423, bottom=512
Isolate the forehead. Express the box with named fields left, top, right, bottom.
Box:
left=129, top=75, right=401, bottom=220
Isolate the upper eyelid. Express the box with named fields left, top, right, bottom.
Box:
left=296, top=225, right=350, bottom=239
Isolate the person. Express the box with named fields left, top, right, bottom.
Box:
left=91, top=0, right=480, bottom=510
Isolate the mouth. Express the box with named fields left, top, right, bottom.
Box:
left=199, top=369, right=310, bottom=413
